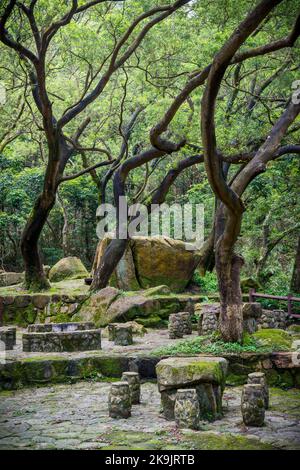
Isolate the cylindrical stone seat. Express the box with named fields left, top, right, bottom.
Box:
left=121, top=372, right=141, bottom=404
left=174, top=389, right=200, bottom=430
left=168, top=313, right=184, bottom=339
left=114, top=325, right=133, bottom=346
left=179, top=312, right=193, bottom=335
left=108, top=381, right=131, bottom=419
left=247, top=372, right=269, bottom=409
left=196, top=304, right=219, bottom=336
left=0, top=327, right=16, bottom=350
left=241, top=383, right=265, bottom=427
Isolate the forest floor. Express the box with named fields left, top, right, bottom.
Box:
left=0, top=382, right=299, bottom=450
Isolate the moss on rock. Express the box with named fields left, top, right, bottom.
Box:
left=49, top=257, right=88, bottom=283
left=252, top=329, right=292, bottom=351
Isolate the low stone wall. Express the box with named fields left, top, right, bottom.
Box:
left=197, top=302, right=262, bottom=335
left=0, top=355, right=158, bottom=390
left=1, top=293, right=88, bottom=327
left=0, top=351, right=299, bottom=391
left=196, top=302, right=292, bottom=335
left=258, top=309, right=291, bottom=329
left=22, top=329, right=102, bottom=353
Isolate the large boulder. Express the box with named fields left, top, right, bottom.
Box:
left=0, top=272, right=24, bottom=287
left=49, top=257, right=88, bottom=282
left=73, top=285, right=201, bottom=327
left=93, top=235, right=200, bottom=292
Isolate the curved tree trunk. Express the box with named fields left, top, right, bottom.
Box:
left=215, top=207, right=244, bottom=342
left=21, top=192, right=55, bottom=290
left=21, top=141, right=69, bottom=291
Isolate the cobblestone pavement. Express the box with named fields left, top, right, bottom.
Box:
left=0, top=382, right=299, bottom=450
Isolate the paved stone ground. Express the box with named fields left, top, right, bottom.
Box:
left=6, top=328, right=196, bottom=361
left=0, top=382, right=299, bottom=450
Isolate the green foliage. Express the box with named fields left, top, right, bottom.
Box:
left=152, top=332, right=275, bottom=357
left=0, top=0, right=298, bottom=296
left=192, top=271, right=218, bottom=293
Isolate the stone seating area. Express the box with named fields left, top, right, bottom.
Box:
left=156, top=356, right=228, bottom=422
left=22, top=323, right=101, bottom=353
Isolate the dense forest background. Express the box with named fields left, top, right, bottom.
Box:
left=0, top=0, right=299, bottom=296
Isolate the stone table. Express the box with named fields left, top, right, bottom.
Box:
left=156, top=356, right=228, bottom=421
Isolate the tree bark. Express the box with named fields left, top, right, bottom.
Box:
left=21, top=141, right=68, bottom=290
left=21, top=193, right=55, bottom=290
left=291, top=234, right=300, bottom=294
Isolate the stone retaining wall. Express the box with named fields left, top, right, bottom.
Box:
left=0, top=351, right=299, bottom=391
left=196, top=302, right=292, bottom=335
left=258, top=309, right=291, bottom=329
left=1, top=294, right=88, bottom=327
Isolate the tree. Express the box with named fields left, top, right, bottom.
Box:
left=201, top=0, right=300, bottom=341
left=92, top=0, right=300, bottom=308
left=0, top=0, right=190, bottom=290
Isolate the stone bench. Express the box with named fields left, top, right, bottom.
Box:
left=28, top=322, right=95, bottom=333
left=156, top=356, right=228, bottom=421
left=22, top=329, right=101, bottom=352
left=0, top=327, right=16, bottom=350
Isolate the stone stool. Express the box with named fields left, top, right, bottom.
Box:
left=247, top=372, right=269, bottom=409
left=114, top=325, right=133, bottom=346
left=168, top=313, right=184, bottom=339
left=197, top=304, right=219, bottom=336
left=179, top=312, right=193, bottom=335
left=121, top=372, right=141, bottom=404
left=241, top=383, right=265, bottom=427
left=0, top=327, right=16, bottom=350
left=174, top=389, right=200, bottom=430
left=108, top=381, right=131, bottom=419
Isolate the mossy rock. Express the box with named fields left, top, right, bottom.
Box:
left=287, top=325, right=300, bottom=333
left=142, top=285, right=171, bottom=297
left=252, top=329, right=292, bottom=351
left=156, top=356, right=228, bottom=390
left=49, top=257, right=88, bottom=282
left=135, top=315, right=165, bottom=328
